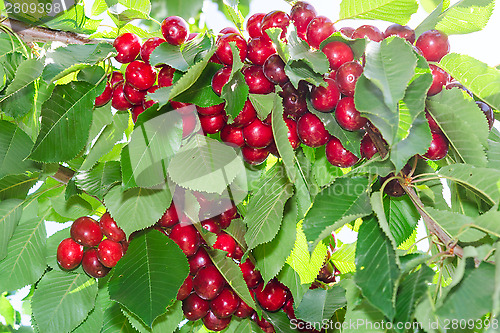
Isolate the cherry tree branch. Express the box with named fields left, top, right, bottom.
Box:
left=51, top=165, right=75, bottom=184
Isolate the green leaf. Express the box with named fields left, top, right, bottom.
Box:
left=415, top=2, right=445, bottom=37
left=285, top=60, right=326, bottom=88
left=439, top=53, right=500, bottom=110
left=0, top=174, right=37, bottom=200
left=312, top=146, right=344, bottom=187
left=244, top=162, right=293, bottom=251
left=108, top=230, right=189, bottom=326
left=221, top=42, right=248, bottom=122
left=393, top=265, right=434, bottom=331
left=287, top=28, right=329, bottom=77
left=330, top=242, right=356, bottom=274
left=263, top=310, right=296, bottom=333
left=355, top=215, right=400, bottom=320
left=385, top=195, right=421, bottom=246
left=253, top=197, right=297, bottom=284
left=277, top=264, right=310, bottom=306
left=149, top=43, right=189, bottom=71
left=30, top=81, right=104, bottom=163
left=173, top=63, right=224, bottom=107
left=222, top=0, right=245, bottom=31
left=75, top=162, right=122, bottom=200
left=73, top=289, right=106, bottom=333
left=426, top=89, right=489, bottom=166
left=425, top=207, right=486, bottom=242
left=438, top=164, right=500, bottom=205
left=103, top=185, right=172, bottom=237
left=432, top=0, right=495, bottom=35
left=119, top=0, right=151, bottom=14
left=32, top=271, right=97, bottom=333
left=50, top=193, right=93, bottom=220
left=101, top=302, right=137, bottom=333
left=339, top=0, right=418, bottom=24
left=272, top=95, right=298, bottom=182
left=248, top=93, right=275, bottom=120
left=319, top=32, right=367, bottom=60
left=151, top=300, right=183, bottom=333
left=0, top=293, right=15, bottom=327
left=0, top=199, right=23, bottom=260
left=0, top=121, right=38, bottom=178
left=303, top=177, right=372, bottom=247
left=295, top=286, right=347, bottom=323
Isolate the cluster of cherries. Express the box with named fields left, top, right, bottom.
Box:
left=56, top=213, right=126, bottom=278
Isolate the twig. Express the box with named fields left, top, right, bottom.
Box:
left=51, top=165, right=75, bottom=184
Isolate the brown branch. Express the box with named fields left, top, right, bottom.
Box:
left=0, top=17, right=108, bottom=45
left=51, top=165, right=75, bottom=184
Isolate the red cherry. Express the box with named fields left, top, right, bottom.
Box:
left=201, top=217, right=222, bottom=234
left=182, top=293, right=209, bottom=321
left=193, top=265, right=225, bottom=300
left=297, top=112, right=330, bottom=147
left=131, top=105, right=145, bottom=122
left=233, top=244, right=244, bottom=261
left=171, top=101, right=194, bottom=114
left=157, top=202, right=179, bottom=228
left=188, top=247, right=212, bottom=275
left=428, top=64, right=449, bottom=96
left=111, top=83, right=133, bottom=111
left=360, top=133, right=378, bottom=159
left=234, top=299, right=254, bottom=318
left=219, top=27, right=240, bottom=36
left=233, top=100, right=257, bottom=127
left=71, top=216, right=102, bottom=247
left=335, top=61, right=363, bottom=97
left=188, top=32, right=199, bottom=41
left=251, top=312, right=275, bottom=332
left=182, top=113, right=197, bottom=138
left=210, top=287, right=239, bottom=318
left=351, top=25, right=384, bottom=42
left=280, top=81, right=309, bottom=119
left=261, top=11, right=290, bottom=40
left=416, top=29, right=450, bottom=62
left=125, top=60, right=156, bottom=91
left=334, top=96, right=367, bottom=131
left=306, top=16, right=336, bottom=49
left=211, top=66, right=232, bottom=96
left=57, top=238, right=83, bottom=270
left=81, top=248, right=110, bottom=278
left=113, top=33, right=140, bottom=64
left=340, top=26, right=355, bottom=38
left=384, top=24, right=415, bottom=44
left=239, top=259, right=263, bottom=289
left=161, top=16, right=189, bottom=45
left=220, top=124, right=245, bottom=147
left=243, top=118, right=273, bottom=148
left=285, top=118, right=300, bottom=149
left=202, top=310, right=231, bottom=331
left=325, top=136, right=359, bottom=168
left=95, top=84, right=112, bottom=107
left=254, top=278, right=288, bottom=312
left=123, top=83, right=146, bottom=105
left=140, top=37, right=165, bottom=64
left=290, top=1, right=317, bottom=41
left=197, top=103, right=225, bottom=116
left=158, top=65, right=175, bottom=88
left=219, top=205, right=237, bottom=229
left=246, top=13, right=265, bottom=38
left=109, top=71, right=124, bottom=88
left=177, top=276, right=193, bottom=301
left=216, top=33, right=248, bottom=65
left=169, top=223, right=201, bottom=257
left=425, top=110, right=441, bottom=133
left=213, top=233, right=236, bottom=257
left=97, top=239, right=123, bottom=268
left=199, top=113, right=227, bottom=134
left=99, top=212, right=126, bottom=243
left=310, top=78, right=341, bottom=112
left=423, top=132, right=448, bottom=160
left=241, top=146, right=269, bottom=165
left=243, top=65, right=275, bottom=94
left=263, top=54, right=288, bottom=85
left=322, top=41, right=354, bottom=71
left=247, top=37, right=276, bottom=66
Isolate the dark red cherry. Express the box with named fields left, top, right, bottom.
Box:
left=202, top=310, right=231, bottom=331
left=199, top=113, right=227, bottom=134
left=317, top=261, right=336, bottom=283
left=306, top=16, right=336, bottom=49
left=123, top=83, right=146, bottom=105
left=239, top=259, right=263, bottom=289
left=380, top=173, right=405, bottom=197
left=182, top=293, right=209, bottom=321
left=109, top=71, right=124, bottom=88
left=161, top=16, right=189, bottom=46
left=111, top=83, right=133, bottom=111
left=140, top=37, right=165, bottom=64
left=425, top=110, right=441, bottom=133
left=177, top=276, right=193, bottom=301
left=234, top=299, right=254, bottom=318
left=476, top=101, right=494, bottom=130
left=210, top=287, right=239, bottom=318
left=131, top=105, right=144, bottom=122
left=216, top=33, right=248, bottom=65
left=351, top=25, right=384, bottom=42
left=125, top=60, right=156, bottom=91
left=157, top=202, right=179, bottom=228
left=297, top=112, right=330, bottom=147
left=99, top=212, right=126, bottom=243
left=188, top=247, right=212, bottom=275
left=158, top=65, right=175, bottom=87
left=263, top=54, right=288, bottom=85
left=171, top=101, right=194, bottom=114
left=290, top=1, right=317, bottom=40
left=247, top=37, right=276, bottom=66
left=416, top=29, right=449, bottom=62
left=285, top=118, right=300, bottom=149
left=325, top=136, right=359, bottom=168
left=201, top=217, right=221, bottom=234
left=97, top=239, right=123, bottom=268
left=57, top=238, right=83, bottom=270
left=428, top=64, right=449, bottom=96
left=243, top=118, right=273, bottom=148
left=193, top=265, right=225, bottom=300
left=261, top=11, right=290, bottom=40
left=254, top=279, right=288, bottom=312
left=251, top=312, right=275, bottom=333
left=169, top=223, right=200, bottom=257
left=220, top=124, right=245, bottom=147
left=113, top=33, right=140, bottom=64
left=247, top=13, right=266, bottom=38
left=81, top=248, right=110, bottom=278
left=280, top=81, right=309, bottom=119
left=384, top=24, right=415, bottom=44
left=233, top=244, right=244, bottom=261
left=241, top=146, right=269, bottom=165
left=360, top=133, right=378, bottom=159
left=423, top=132, right=448, bottom=160
left=219, top=205, right=237, bottom=229
left=335, top=96, right=367, bottom=130
left=211, top=66, right=232, bottom=96
left=243, top=65, right=275, bottom=94
left=197, top=103, right=225, bottom=116
left=213, top=233, right=236, bottom=257
left=310, top=78, right=341, bottom=112
left=336, top=61, right=363, bottom=97
left=219, top=27, right=240, bottom=36
left=340, top=26, right=355, bottom=38
left=71, top=216, right=102, bottom=247
left=322, top=41, right=354, bottom=71
left=233, top=100, right=257, bottom=127
left=95, top=84, right=112, bottom=107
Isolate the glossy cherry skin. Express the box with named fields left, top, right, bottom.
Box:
left=247, top=37, right=276, bottom=66
left=234, top=300, right=254, bottom=318
left=416, top=29, right=449, bottom=62
left=99, top=212, right=126, bottom=242
left=243, top=65, right=275, bottom=94
left=306, top=16, right=336, bottom=49
left=243, top=118, right=273, bottom=148
left=476, top=101, right=494, bottom=130
left=254, top=279, right=288, bottom=312
left=158, top=65, right=175, bottom=87
left=297, top=113, right=330, bottom=147
left=280, top=81, right=309, bottom=119
left=246, top=13, right=265, bottom=38
left=251, top=312, right=275, bottom=332
left=352, top=25, right=384, bottom=42
left=161, top=16, right=189, bottom=45
left=233, top=100, right=257, bottom=127
left=384, top=24, right=415, bottom=44
left=380, top=174, right=405, bottom=197
left=182, top=293, right=209, bottom=321
left=140, top=37, right=165, bottom=64
left=425, top=111, right=441, bottom=133
left=111, top=83, right=133, bottom=111
left=216, top=33, right=248, bottom=66
left=360, top=133, right=378, bottom=159
left=197, top=103, right=225, bottom=116
left=219, top=205, right=237, bottom=229
left=428, top=64, right=449, bottom=96
left=188, top=247, right=212, bottom=275
left=131, top=104, right=145, bottom=122
left=213, top=233, right=236, bottom=257
left=263, top=54, right=288, bottom=85
left=125, top=60, right=156, bottom=91
left=57, top=238, right=84, bottom=270
left=123, top=83, right=146, bottom=105
left=157, top=202, right=179, bottom=228
left=220, top=124, right=245, bottom=147
left=110, top=71, right=124, bottom=88
left=322, top=41, right=354, bottom=71
left=171, top=101, right=194, bottom=114
left=81, top=248, right=110, bottom=278
left=210, top=287, right=239, bottom=319
left=241, top=146, right=269, bottom=165
left=113, top=33, right=140, bottom=64
left=285, top=118, right=300, bottom=149
left=177, top=276, right=193, bottom=301
left=336, top=61, right=363, bottom=97
left=424, top=132, right=448, bottom=160
left=310, top=78, right=341, bottom=112
left=199, top=113, right=227, bottom=134
left=201, top=217, right=221, bottom=234
left=94, top=84, right=113, bottom=107
left=340, top=26, right=355, bottom=38
left=71, top=216, right=102, bottom=247
left=193, top=265, right=226, bottom=300
left=97, top=239, right=123, bottom=268
left=169, top=223, right=200, bottom=257
left=203, top=310, right=231, bottom=331
left=239, top=259, right=263, bottom=289
left=261, top=11, right=290, bottom=40
left=182, top=113, right=197, bottom=138
left=335, top=96, right=367, bottom=130
left=325, top=136, right=359, bottom=168
left=211, top=66, right=232, bottom=96
left=290, top=1, right=317, bottom=40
